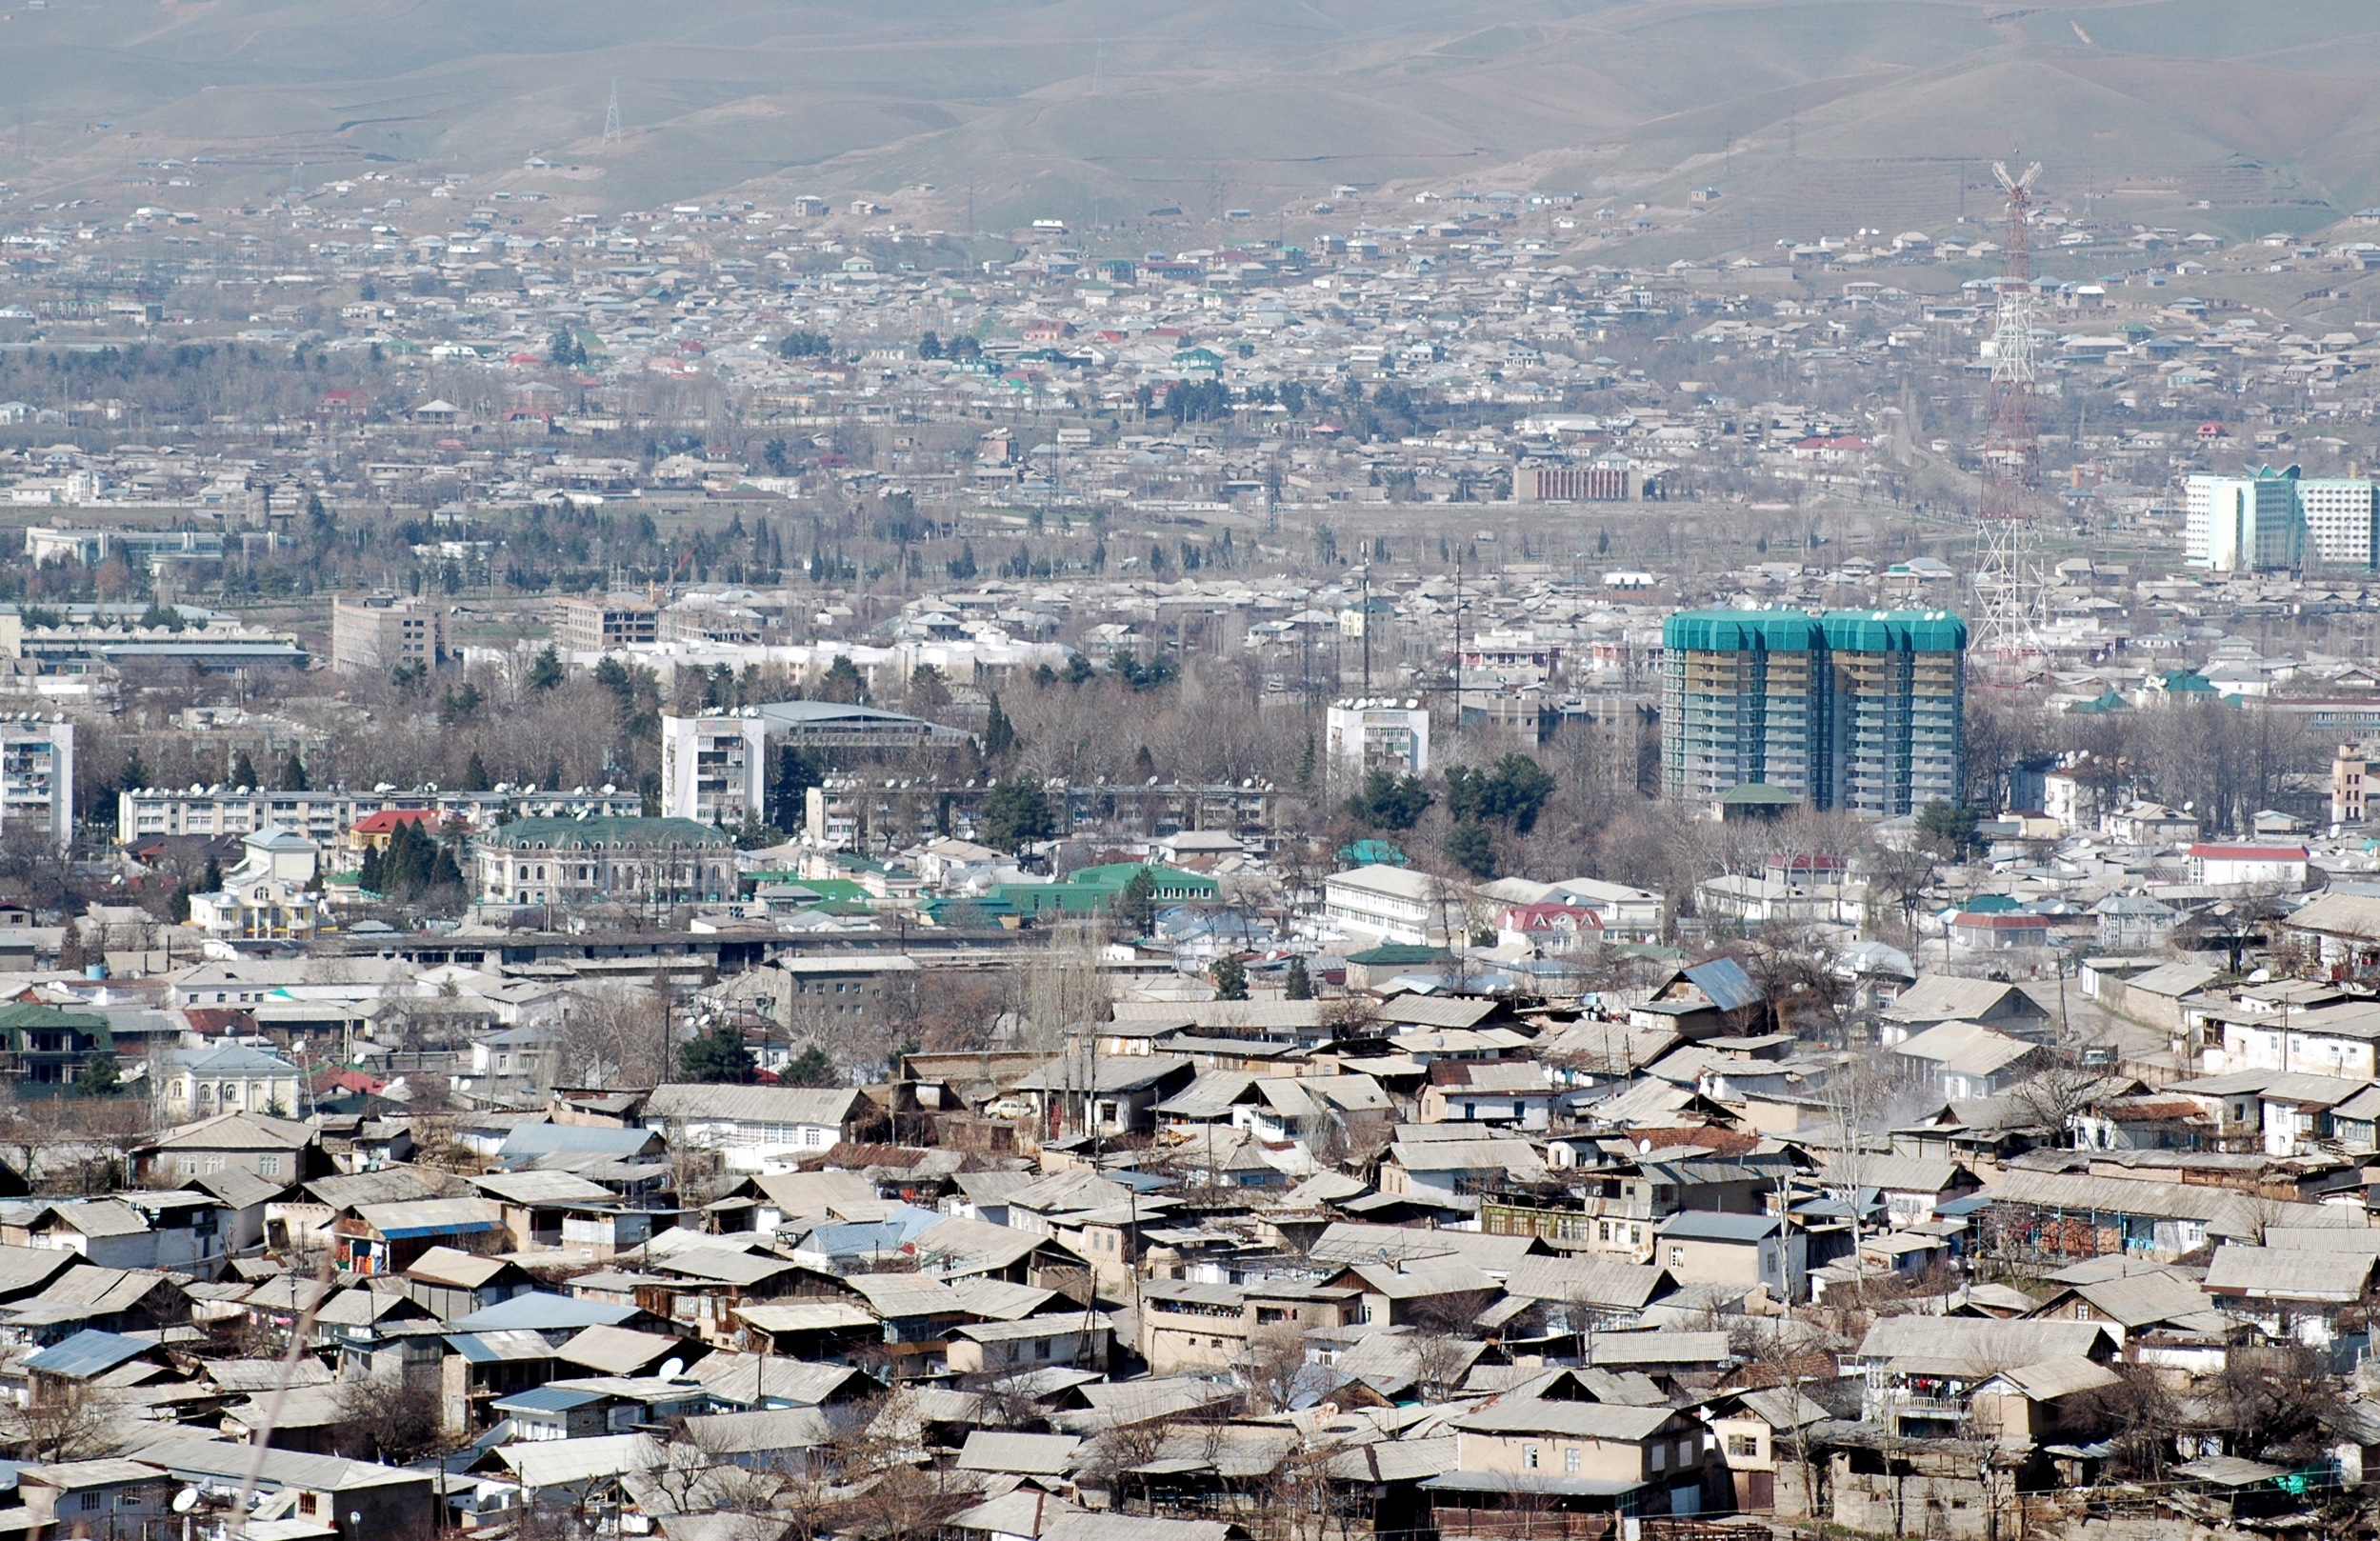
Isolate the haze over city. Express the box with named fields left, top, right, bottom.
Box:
left=0, top=6, right=2379, bottom=1541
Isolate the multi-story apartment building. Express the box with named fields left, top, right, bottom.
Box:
left=330, top=595, right=444, bottom=675
left=2298, top=478, right=2380, bottom=570
left=1662, top=610, right=1830, bottom=806
left=555, top=594, right=661, bottom=652
left=2186, top=470, right=2306, bottom=572
left=473, top=816, right=736, bottom=908
left=0, top=716, right=72, bottom=850
left=118, top=785, right=643, bottom=847
left=659, top=701, right=972, bottom=827
left=1324, top=698, right=1432, bottom=778
left=1661, top=609, right=1965, bottom=817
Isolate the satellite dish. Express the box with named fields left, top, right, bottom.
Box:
left=172, top=1491, right=200, bottom=1515
left=657, top=1357, right=686, bottom=1380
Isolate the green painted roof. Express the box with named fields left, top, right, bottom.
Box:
left=1819, top=610, right=1969, bottom=653
left=1717, top=782, right=1801, bottom=805
left=1345, top=945, right=1450, bottom=965
left=481, top=816, right=731, bottom=851
left=1663, top=610, right=1821, bottom=653
left=1665, top=608, right=1968, bottom=654
left=1065, top=862, right=1218, bottom=892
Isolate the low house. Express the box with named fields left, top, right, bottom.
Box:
left=1009, top=1054, right=1198, bottom=1145
left=945, top=1312, right=1111, bottom=1376
left=1881, top=977, right=2050, bottom=1039
left=1853, top=1315, right=2116, bottom=1439
left=1652, top=1211, right=1805, bottom=1301
left=1322, top=1258, right=1500, bottom=1330
left=134, top=1112, right=324, bottom=1188
left=1418, top=1061, right=1555, bottom=1131
left=333, top=1197, right=506, bottom=1275
left=642, top=1084, right=882, bottom=1171
left=1704, top=1388, right=1830, bottom=1515
left=1442, top=1384, right=1721, bottom=1516
left=1890, top=1020, right=2040, bottom=1101
left=2202, top=1243, right=2379, bottom=1348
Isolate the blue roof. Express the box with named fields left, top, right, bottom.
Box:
left=798, top=1203, right=944, bottom=1257
left=1682, top=956, right=1762, bottom=1013
left=26, top=1328, right=152, bottom=1379
left=499, top=1125, right=661, bottom=1159
left=1654, top=1211, right=1780, bottom=1242
left=491, top=1385, right=610, bottom=1414
left=447, top=1291, right=638, bottom=1333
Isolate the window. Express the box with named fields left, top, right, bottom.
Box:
left=81, top=1493, right=102, bottom=1511
left=258, top=1155, right=280, bottom=1177
left=1523, top=1445, right=1540, bottom=1471
left=1565, top=1447, right=1581, bottom=1473
left=1727, top=1434, right=1760, bottom=1459
left=1669, top=1246, right=1684, bottom=1267
left=1649, top=1443, right=1666, bottom=1471
left=1513, top=1102, right=1526, bottom=1119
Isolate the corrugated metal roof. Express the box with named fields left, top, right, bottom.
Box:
left=2204, top=1243, right=2377, bottom=1302
left=955, top=1431, right=1082, bottom=1474
left=23, top=1330, right=150, bottom=1380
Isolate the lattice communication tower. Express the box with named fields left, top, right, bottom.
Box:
left=1975, top=160, right=2045, bottom=653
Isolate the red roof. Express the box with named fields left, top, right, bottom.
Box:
left=2189, top=844, right=2307, bottom=860
left=352, top=810, right=441, bottom=836
left=181, top=1007, right=256, bottom=1036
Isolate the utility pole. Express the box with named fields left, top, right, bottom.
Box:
left=1452, top=556, right=1464, bottom=736
left=1359, top=570, right=1371, bottom=694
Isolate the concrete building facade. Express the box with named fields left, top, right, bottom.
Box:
left=1661, top=609, right=1965, bottom=817
left=330, top=595, right=445, bottom=675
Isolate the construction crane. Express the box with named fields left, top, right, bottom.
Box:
left=649, top=542, right=696, bottom=606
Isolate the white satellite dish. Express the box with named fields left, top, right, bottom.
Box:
left=657, top=1357, right=686, bottom=1380
left=171, top=1491, right=201, bottom=1515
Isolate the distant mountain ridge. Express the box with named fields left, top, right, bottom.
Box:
left=5, top=0, right=2380, bottom=240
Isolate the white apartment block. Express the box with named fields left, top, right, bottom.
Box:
left=0, top=716, right=72, bottom=850
left=2186, top=474, right=2304, bottom=572
left=1324, top=698, right=1431, bottom=779
left=2299, top=479, right=2380, bottom=569
left=118, top=785, right=642, bottom=846
left=1323, top=864, right=1456, bottom=947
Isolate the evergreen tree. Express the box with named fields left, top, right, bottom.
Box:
left=1445, top=754, right=1557, bottom=834
left=229, top=750, right=259, bottom=789
left=528, top=646, right=566, bottom=691
left=80, top=1054, right=120, bottom=1096
left=1210, top=953, right=1250, bottom=1001
left=816, top=655, right=869, bottom=705
left=1117, top=869, right=1157, bottom=937
left=1284, top=957, right=1313, bottom=1001
left=200, top=856, right=222, bottom=894
left=465, top=752, right=490, bottom=791
left=1445, top=821, right=1499, bottom=880
left=1342, top=770, right=1431, bottom=831
left=678, top=1023, right=757, bottom=1084
left=983, top=692, right=1016, bottom=760
left=278, top=751, right=310, bottom=791
left=780, top=1044, right=837, bottom=1087
left=979, top=776, right=1053, bottom=852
